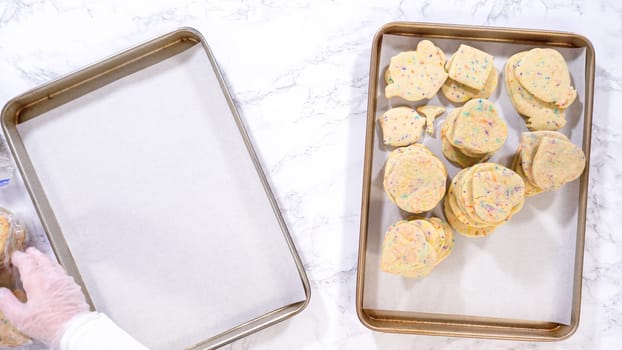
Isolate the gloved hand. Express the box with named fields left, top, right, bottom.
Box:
left=0, top=247, right=90, bottom=348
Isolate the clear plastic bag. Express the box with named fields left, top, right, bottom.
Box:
left=0, top=208, right=28, bottom=275
left=0, top=141, right=15, bottom=189
left=0, top=207, right=31, bottom=347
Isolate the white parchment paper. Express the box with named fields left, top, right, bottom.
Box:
left=363, top=35, right=587, bottom=325
left=17, top=45, right=306, bottom=349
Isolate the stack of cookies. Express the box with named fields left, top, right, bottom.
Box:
left=444, top=163, right=525, bottom=237
left=505, top=48, right=576, bottom=131
left=440, top=98, right=507, bottom=168
left=383, top=144, right=447, bottom=214
left=441, top=44, right=498, bottom=103
left=512, top=131, right=586, bottom=196
left=380, top=217, right=454, bottom=278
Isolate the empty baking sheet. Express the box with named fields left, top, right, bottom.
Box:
left=3, top=30, right=309, bottom=350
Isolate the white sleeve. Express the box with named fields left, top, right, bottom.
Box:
left=57, top=312, right=149, bottom=350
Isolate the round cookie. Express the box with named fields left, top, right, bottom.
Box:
left=383, top=150, right=447, bottom=213
left=448, top=98, right=507, bottom=155
left=531, top=137, right=585, bottom=190
left=378, top=106, right=426, bottom=147
left=385, top=40, right=448, bottom=101
left=380, top=220, right=437, bottom=278
left=515, top=48, right=577, bottom=108
left=505, top=52, right=566, bottom=131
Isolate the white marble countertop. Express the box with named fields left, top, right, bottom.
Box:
left=0, top=0, right=620, bottom=349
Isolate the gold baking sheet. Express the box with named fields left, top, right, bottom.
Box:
left=2, top=28, right=310, bottom=350
left=356, top=22, right=594, bottom=341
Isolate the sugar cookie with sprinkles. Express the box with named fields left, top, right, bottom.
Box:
left=380, top=217, right=454, bottom=278
left=446, top=98, right=507, bottom=157
left=443, top=163, right=525, bottom=237
left=505, top=52, right=567, bottom=131
left=515, top=48, right=577, bottom=108
left=446, top=44, right=494, bottom=90
left=383, top=145, right=447, bottom=214
left=378, top=106, right=426, bottom=147
left=441, top=67, right=498, bottom=103
left=385, top=40, right=448, bottom=101
left=531, top=136, right=586, bottom=190
left=512, top=131, right=586, bottom=195
left=440, top=109, right=491, bottom=168
left=519, top=131, right=569, bottom=186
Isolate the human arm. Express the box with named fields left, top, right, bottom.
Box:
left=0, top=247, right=149, bottom=350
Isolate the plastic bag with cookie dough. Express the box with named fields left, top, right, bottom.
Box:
left=0, top=208, right=31, bottom=347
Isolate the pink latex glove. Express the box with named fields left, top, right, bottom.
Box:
left=0, top=247, right=90, bottom=347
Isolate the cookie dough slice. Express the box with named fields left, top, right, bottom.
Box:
left=531, top=137, right=586, bottom=190
left=378, top=106, right=426, bottom=147
left=505, top=52, right=566, bottom=131
left=446, top=44, right=494, bottom=90
left=515, top=48, right=577, bottom=108
left=385, top=40, right=448, bottom=101
left=416, top=105, right=445, bottom=135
